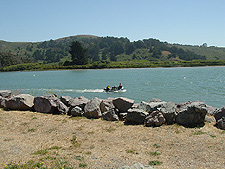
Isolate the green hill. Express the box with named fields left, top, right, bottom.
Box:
left=0, top=35, right=225, bottom=69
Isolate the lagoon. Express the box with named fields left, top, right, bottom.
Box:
left=1, top=67, right=225, bottom=108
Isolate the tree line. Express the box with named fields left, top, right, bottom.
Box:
left=0, top=36, right=207, bottom=67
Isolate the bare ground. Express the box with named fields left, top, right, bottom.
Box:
left=0, top=109, right=224, bottom=169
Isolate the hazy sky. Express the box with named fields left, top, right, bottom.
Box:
left=1, top=0, right=224, bottom=47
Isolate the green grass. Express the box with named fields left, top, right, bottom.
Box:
left=149, top=160, right=163, bottom=166
left=32, top=149, right=48, bottom=155
left=28, top=128, right=35, bottom=132
left=193, top=131, right=206, bottom=135
left=153, top=143, right=160, bottom=148
left=79, top=163, right=87, bottom=168
left=146, top=151, right=161, bottom=156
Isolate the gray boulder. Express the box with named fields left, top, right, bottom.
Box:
left=102, top=108, right=119, bottom=121
left=60, top=95, right=73, bottom=107
left=5, top=94, right=34, bottom=111
left=71, top=106, right=84, bottom=117
left=83, top=97, right=102, bottom=118
left=100, top=97, right=115, bottom=113
left=113, top=97, right=134, bottom=112
left=68, top=96, right=90, bottom=113
left=138, top=101, right=167, bottom=113
left=125, top=108, right=149, bottom=124
left=217, top=117, right=225, bottom=130
left=0, top=96, right=7, bottom=108
left=175, top=102, right=207, bottom=127
left=34, top=95, right=68, bottom=114
left=0, top=90, right=12, bottom=98
left=148, top=98, right=162, bottom=103
left=145, top=110, right=166, bottom=127
left=213, top=106, right=225, bottom=122
left=157, top=101, right=177, bottom=124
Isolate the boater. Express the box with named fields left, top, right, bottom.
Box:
left=118, top=83, right=122, bottom=89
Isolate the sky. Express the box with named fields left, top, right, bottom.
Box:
left=0, top=0, right=224, bottom=47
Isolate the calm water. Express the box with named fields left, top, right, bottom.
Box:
left=1, top=67, right=225, bottom=108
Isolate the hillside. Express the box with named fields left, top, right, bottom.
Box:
left=0, top=35, right=225, bottom=68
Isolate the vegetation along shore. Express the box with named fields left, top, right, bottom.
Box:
left=1, top=35, right=225, bottom=71
left=0, top=90, right=225, bottom=168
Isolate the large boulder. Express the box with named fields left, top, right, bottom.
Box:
left=60, top=95, right=73, bottom=107
left=68, top=96, right=90, bottom=114
left=34, top=95, right=68, bottom=114
left=83, top=97, right=102, bottom=118
left=213, top=107, right=225, bottom=122
left=102, top=108, right=119, bottom=121
left=125, top=108, right=149, bottom=124
left=145, top=110, right=166, bottom=127
left=157, top=101, right=177, bottom=124
left=176, top=101, right=216, bottom=115
left=71, top=106, right=84, bottom=117
left=175, top=102, right=207, bottom=127
left=100, top=97, right=115, bottom=113
left=217, top=117, right=225, bottom=130
left=137, top=101, right=167, bottom=113
left=0, top=96, right=7, bottom=108
left=0, top=90, right=12, bottom=98
left=113, top=97, right=134, bottom=112
left=5, top=94, right=34, bottom=111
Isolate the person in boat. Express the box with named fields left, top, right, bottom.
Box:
left=118, top=83, right=122, bottom=89
left=105, top=85, right=110, bottom=91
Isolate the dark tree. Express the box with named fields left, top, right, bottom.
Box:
left=69, top=41, right=88, bottom=65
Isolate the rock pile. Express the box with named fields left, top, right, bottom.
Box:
left=0, top=90, right=224, bottom=130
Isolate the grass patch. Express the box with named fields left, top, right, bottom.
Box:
left=28, top=128, right=35, bottom=132
left=153, top=143, right=160, bottom=148
left=149, top=160, right=163, bottom=166
left=48, top=146, right=62, bottom=150
left=146, top=151, right=161, bottom=156
left=87, top=131, right=94, bottom=134
left=79, top=163, right=87, bottom=168
left=32, top=149, right=48, bottom=155
left=71, top=135, right=81, bottom=148
left=126, top=148, right=139, bottom=154
left=4, top=161, right=44, bottom=169
left=73, top=156, right=84, bottom=161
left=209, top=134, right=216, bottom=138
left=193, top=131, right=206, bottom=135
left=104, top=127, right=116, bottom=133
left=32, top=117, right=37, bottom=119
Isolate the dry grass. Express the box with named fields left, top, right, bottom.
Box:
left=0, top=109, right=224, bottom=168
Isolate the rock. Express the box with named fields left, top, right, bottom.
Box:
left=60, top=95, right=73, bottom=107
left=205, top=115, right=216, bottom=123
left=217, top=117, right=225, bottom=130
left=119, top=112, right=127, bottom=121
left=71, top=106, right=84, bottom=117
left=0, top=90, right=12, bottom=98
left=100, top=97, right=115, bottom=113
left=34, top=95, right=68, bottom=114
left=83, top=97, right=102, bottom=118
left=102, top=108, right=119, bottom=121
left=125, top=108, right=149, bottom=124
left=213, top=107, right=225, bottom=122
left=145, top=110, right=166, bottom=127
left=5, top=94, right=34, bottom=111
left=0, top=96, right=7, bottom=108
left=68, top=96, right=90, bottom=114
left=113, top=97, right=134, bottom=112
left=175, top=102, right=207, bottom=127
left=148, top=98, right=162, bottom=103
left=157, top=102, right=177, bottom=124
left=138, top=101, right=167, bottom=113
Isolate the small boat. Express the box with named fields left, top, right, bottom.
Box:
left=104, top=86, right=125, bottom=92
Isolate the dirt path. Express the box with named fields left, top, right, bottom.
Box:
left=0, top=109, right=224, bottom=168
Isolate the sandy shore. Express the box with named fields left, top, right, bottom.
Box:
left=0, top=109, right=224, bottom=168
